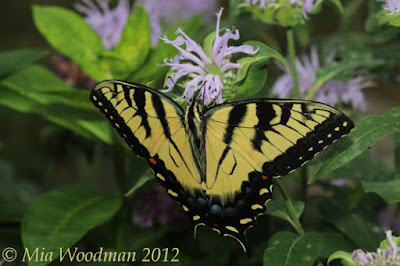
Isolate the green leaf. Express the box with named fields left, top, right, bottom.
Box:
left=124, top=169, right=154, bottom=197
left=327, top=251, right=356, bottom=266
left=365, top=2, right=400, bottom=42
left=22, top=188, right=122, bottom=266
left=305, top=60, right=357, bottom=100
left=236, top=41, right=288, bottom=97
left=311, top=0, right=344, bottom=14
left=380, top=234, right=400, bottom=249
left=0, top=65, right=112, bottom=143
left=348, top=182, right=365, bottom=209
left=266, top=199, right=304, bottom=229
left=311, top=107, right=400, bottom=182
left=390, top=13, right=400, bottom=26
left=1, top=65, right=93, bottom=109
left=320, top=199, right=383, bottom=251
left=132, top=14, right=202, bottom=84
left=203, top=30, right=216, bottom=60
left=320, top=230, right=357, bottom=258
left=264, top=231, right=323, bottom=266
left=0, top=49, right=48, bottom=78
left=395, top=132, right=400, bottom=180
left=32, top=5, right=110, bottom=81
left=360, top=180, right=400, bottom=204
left=109, top=4, right=150, bottom=79
left=229, top=0, right=244, bottom=21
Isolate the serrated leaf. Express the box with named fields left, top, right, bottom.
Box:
left=266, top=199, right=304, bottom=229
left=32, top=5, right=110, bottom=81
left=0, top=49, right=48, bottom=78
left=264, top=231, right=323, bottom=266
left=22, top=188, right=122, bottom=266
left=311, top=107, right=400, bottom=182
left=327, top=251, right=356, bottom=266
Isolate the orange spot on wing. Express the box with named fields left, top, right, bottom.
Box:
left=213, top=224, right=218, bottom=227
left=149, top=158, right=157, bottom=165
left=262, top=175, right=268, bottom=180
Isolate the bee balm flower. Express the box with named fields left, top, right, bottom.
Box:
left=381, top=0, right=400, bottom=15
left=272, top=46, right=371, bottom=111
left=352, top=231, right=400, bottom=265
left=161, top=8, right=259, bottom=105
left=75, top=0, right=130, bottom=50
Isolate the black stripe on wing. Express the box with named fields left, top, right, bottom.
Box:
left=260, top=102, right=354, bottom=177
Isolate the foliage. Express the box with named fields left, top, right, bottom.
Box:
left=1, top=0, right=400, bottom=266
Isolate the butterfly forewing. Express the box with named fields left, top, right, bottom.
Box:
left=90, top=80, right=207, bottom=221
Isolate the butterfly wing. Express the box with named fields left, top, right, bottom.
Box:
left=202, top=99, right=354, bottom=252
left=91, top=80, right=207, bottom=224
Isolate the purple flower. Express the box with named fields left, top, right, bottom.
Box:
left=331, top=178, right=348, bottom=187
left=132, top=185, right=183, bottom=228
left=302, top=0, right=314, bottom=18
left=75, top=0, right=130, bottom=50
left=272, top=46, right=371, bottom=111
left=353, top=231, right=400, bottom=265
left=245, top=0, right=314, bottom=18
left=138, top=0, right=218, bottom=46
left=381, top=0, right=400, bottom=15
left=161, top=8, right=259, bottom=105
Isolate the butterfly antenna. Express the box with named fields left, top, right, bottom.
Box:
left=167, top=76, right=184, bottom=97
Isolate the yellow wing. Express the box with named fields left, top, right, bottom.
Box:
left=91, top=80, right=207, bottom=222
left=201, top=99, right=354, bottom=252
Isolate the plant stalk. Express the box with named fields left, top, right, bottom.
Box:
left=274, top=179, right=305, bottom=236
left=286, top=28, right=301, bottom=99
left=273, top=180, right=323, bottom=266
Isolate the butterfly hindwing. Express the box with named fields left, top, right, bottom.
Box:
left=90, top=80, right=208, bottom=224
left=202, top=99, right=354, bottom=250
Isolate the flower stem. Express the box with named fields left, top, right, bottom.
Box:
left=274, top=179, right=304, bottom=236
left=286, top=28, right=301, bottom=99
left=274, top=179, right=323, bottom=266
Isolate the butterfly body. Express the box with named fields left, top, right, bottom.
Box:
left=91, top=80, right=354, bottom=256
